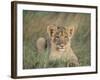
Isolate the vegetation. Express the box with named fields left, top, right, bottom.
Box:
left=23, top=10, right=91, bottom=69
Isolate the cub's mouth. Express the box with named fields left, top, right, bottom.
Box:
left=56, top=47, right=65, bottom=52
left=58, top=48, right=65, bottom=52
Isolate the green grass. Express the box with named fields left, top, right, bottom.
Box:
left=23, top=10, right=91, bottom=69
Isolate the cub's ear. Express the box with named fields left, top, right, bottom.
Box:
left=67, top=26, right=75, bottom=38
left=47, top=25, right=57, bottom=37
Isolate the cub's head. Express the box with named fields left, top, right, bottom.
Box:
left=47, top=25, right=75, bottom=52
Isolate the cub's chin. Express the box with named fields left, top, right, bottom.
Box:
left=57, top=48, right=65, bottom=52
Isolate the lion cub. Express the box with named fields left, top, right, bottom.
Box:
left=47, top=25, right=79, bottom=66
left=36, top=37, right=46, bottom=53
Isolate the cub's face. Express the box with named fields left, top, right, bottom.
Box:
left=47, top=25, right=75, bottom=52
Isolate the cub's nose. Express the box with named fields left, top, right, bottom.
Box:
left=60, top=44, right=64, bottom=48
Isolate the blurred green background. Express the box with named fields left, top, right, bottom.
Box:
left=23, top=10, right=91, bottom=69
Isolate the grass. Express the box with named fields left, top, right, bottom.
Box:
left=23, top=10, right=91, bottom=69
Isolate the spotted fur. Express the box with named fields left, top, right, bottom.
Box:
left=47, top=25, right=79, bottom=66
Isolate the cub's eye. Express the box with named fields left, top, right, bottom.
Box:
left=65, top=36, right=69, bottom=41
left=56, top=36, right=59, bottom=39
left=65, top=36, right=68, bottom=38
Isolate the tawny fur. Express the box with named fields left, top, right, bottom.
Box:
left=47, top=25, right=79, bottom=66
left=36, top=25, right=79, bottom=66
left=36, top=37, right=46, bottom=53
left=49, top=41, right=79, bottom=66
